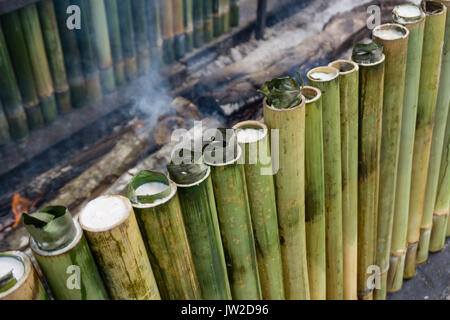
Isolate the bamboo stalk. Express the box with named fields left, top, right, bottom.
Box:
left=372, top=24, right=409, bottom=300
left=173, top=0, right=186, bottom=59
left=352, top=46, right=385, bottom=300
left=213, top=0, right=222, bottom=37
left=193, top=0, right=204, bottom=48
left=0, top=251, right=48, bottom=300
left=132, top=0, right=151, bottom=76
left=1, top=11, right=44, bottom=130
left=204, top=144, right=262, bottom=300
left=79, top=195, right=161, bottom=300
left=308, top=66, right=343, bottom=300
left=117, top=0, right=138, bottom=81
left=20, top=4, right=58, bottom=124
left=104, top=0, right=125, bottom=86
left=421, top=0, right=450, bottom=258
left=0, top=101, right=10, bottom=146
left=301, top=87, right=326, bottom=300
left=404, top=1, right=447, bottom=279
left=25, top=206, right=108, bottom=300
left=53, top=0, right=87, bottom=109
left=128, top=170, right=201, bottom=300
left=147, top=0, right=163, bottom=68
left=230, top=0, right=239, bottom=28
left=389, top=4, right=425, bottom=293
left=221, top=0, right=230, bottom=34
left=184, top=0, right=194, bottom=52
left=71, top=0, right=103, bottom=103
left=203, top=0, right=214, bottom=42
left=0, top=25, right=29, bottom=140
left=263, top=98, right=310, bottom=300
left=328, top=60, right=359, bottom=300
left=233, top=121, right=285, bottom=300
left=160, top=0, right=175, bottom=64
left=37, top=0, right=72, bottom=113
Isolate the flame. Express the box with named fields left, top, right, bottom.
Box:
left=11, top=194, right=33, bottom=228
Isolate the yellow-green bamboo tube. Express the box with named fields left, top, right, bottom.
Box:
left=37, top=0, right=72, bottom=113
left=104, top=0, right=125, bottom=86
left=221, top=0, right=230, bottom=33
left=0, top=101, right=10, bottom=146
left=128, top=171, right=201, bottom=300
left=263, top=98, right=310, bottom=300
left=173, top=0, right=186, bottom=60
left=308, top=66, right=343, bottom=300
left=372, top=24, right=409, bottom=300
left=117, top=0, right=137, bottom=81
left=421, top=0, right=450, bottom=258
left=79, top=195, right=161, bottom=300
left=161, top=0, right=175, bottom=64
left=230, top=0, right=239, bottom=27
left=233, top=121, right=285, bottom=300
left=132, top=0, right=151, bottom=76
left=213, top=0, right=222, bottom=37
left=404, top=1, right=447, bottom=279
left=184, top=0, right=194, bottom=52
left=148, top=0, right=163, bottom=68
left=203, top=0, right=214, bottom=42
left=352, top=52, right=385, bottom=300
left=328, top=60, right=359, bottom=300
left=301, top=86, right=326, bottom=300
left=20, top=4, right=58, bottom=124
left=388, top=4, right=425, bottom=293
left=0, top=251, right=48, bottom=300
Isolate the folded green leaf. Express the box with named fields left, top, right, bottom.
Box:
left=258, top=72, right=304, bottom=109
left=352, top=41, right=384, bottom=65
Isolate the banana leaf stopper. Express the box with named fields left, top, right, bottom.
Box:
left=168, top=141, right=209, bottom=185
left=258, top=72, right=304, bottom=109
left=352, top=40, right=384, bottom=64
left=0, top=270, right=16, bottom=293
left=127, top=170, right=172, bottom=205
left=23, top=206, right=77, bottom=251
left=203, top=128, right=239, bottom=165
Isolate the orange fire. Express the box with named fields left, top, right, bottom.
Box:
left=11, top=194, right=37, bottom=228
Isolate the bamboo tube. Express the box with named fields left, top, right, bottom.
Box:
left=204, top=142, right=262, bottom=300
left=0, top=25, right=29, bottom=140
left=128, top=170, right=201, bottom=300
left=0, top=251, right=48, bottom=300
left=37, top=0, right=72, bottom=113
left=233, top=121, right=285, bottom=300
left=20, top=4, right=58, bottom=124
left=301, top=87, right=326, bottom=300
left=230, top=0, right=239, bottom=27
left=213, top=0, right=222, bottom=37
left=25, top=206, right=108, bottom=300
left=54, top=0, right=87, bottom=109
left=203, top=0, right=214, bottom=42
left=117, top=0, right=138, bottom=81
left=388, top=4, right=425, bottom=293
left=263, top=99, right=310, bottom=300
left=167, top=160, right=232, bottom=300
left=372, top=24, right=409, bottom=300
left=0, top=102, right=10, bottom=146
left=87, top=0, right=116, bottom=93
left=420, top=0, right=450, bottom=258
left=79, top=195, right=161, bottom=300
left=404, top=1, right=447, bottom=279
left=351, top=44, right=385, bottom=300
left=71, top=0, right=103, bottom=103
left=147, top=0, right=163, bottom=68
left=104, top=0, right=125, bottom=86
left=173, top=0, right=186, bottom=60
left=221, top=0, right=230, bottom=34
left=132, top=0, right=151, bottom=76
left=184, top=0, right=194, bottom=52
left=160, top=0, right=175, bottom=64
left=193, top=0, right=204, bottom=48
left=1, top=12, right=44, bottom=130
left=307, top=66, right=343, bottom=300
left=328, top=60, right=359, bottom=300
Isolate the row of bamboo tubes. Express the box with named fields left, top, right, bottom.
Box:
left=0, top=0, right=240, bottom=146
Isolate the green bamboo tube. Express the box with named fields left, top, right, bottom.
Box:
left=221, top=0, right=230, bottom=34
left=213, top=0, right=222, bottom=37
left=230, top=0, right=239, bottom=27
left=351, top=44, right=385, bottom=300
left=147, top=0, right=163, bottom=68
left=0, top=25, right=29, bottom=140
left=117, top=0, right=138, bottom=81
left=132, top=0, right=151, bottom=76
left=193, top=0, right=204, bottom=48
left=167, top=161, right=232, bottom=300
left=54, top=0, right=87, bottom=109
left=37, top=0, right=72, bottom=113
left=328, top=60, right=359, bottom=300
left=184, top=0, right=194, bottom=52
left=173, top=0, right=186, bottom=60
left=301, top=87, right=326, bottom=300
left=204, top=144, right=262, bottom=300
left=128, top=170, right=201, bottom=300
left=25, top=206, right=108, bottom=300
left=0, top=251, right=48, bottom=300
left=233, top=121, right=285, bottom=300
left=20, top=4, right=58, bottom=124
left=372, top=24, right=409, bottom=300
left=419, top=0, right=450, bottom=259
left=71, top=0, right=103, bottom=103
left=388, top=4, right=425, bottom=293
left=1, top=12, right=44, bottom=130
left=79, top=195, right=161, bottom=300
left=307, top=66, right=343, bottom=300
left=203, top=0, right=214, bottom=42
left=0, top=102, right=10, bottom=146
left=104, top=0, right=125, bottom=86
left=404, top=1, right=447, bottom=279
left=160, top=0, right=175, bottom=64
left=263, top=99, right=310, bottom=300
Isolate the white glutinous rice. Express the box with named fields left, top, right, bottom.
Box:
left=80, top=196, right=129, bottom=230
left=237, top=128, right=265, bottom=144
left=0, top=256, right=24, bottom=281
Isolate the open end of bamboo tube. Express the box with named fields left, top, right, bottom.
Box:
left=204, top=143, right=243, bottom=167
left=203, top=128, right=241, bottom=166
left=0, top=252, right=31, bottom=297
left=301, top=86, right=322, bottom=104
left=393, top=3, right=425, bottom=24
left=328, top=60, right=359, bottom=75
left=79, top=195, right=132, bottom=232
left=351, top=40, right=385, bottom=66
left=307, top=66, right=339, bottom=83
left=373, top=23, right=409, bottom=41
left=422, top=1, right=446, bottom=16
left=233, top=121, right=268, bottom=144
